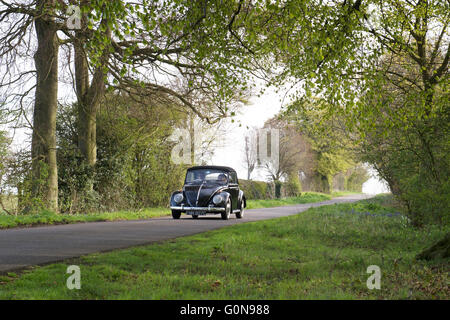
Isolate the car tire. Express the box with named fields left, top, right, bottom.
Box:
left=221, top=199, right=231, bottom=220
left=192, top=214, right=199, bottom=219
left=236, top=202, right=245, bottom=219
left=172, top=210, right=181, bottom=219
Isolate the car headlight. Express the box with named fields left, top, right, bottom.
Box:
left=174, top=193, right=183, bottom=204
left=212, top=194, right=223, bottom=205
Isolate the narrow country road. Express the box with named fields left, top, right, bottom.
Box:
left=0, top=194, right=372, bottom=273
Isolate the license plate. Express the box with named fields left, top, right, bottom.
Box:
left=187, top=211, right=206, bottom=215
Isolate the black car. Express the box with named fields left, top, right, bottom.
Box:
left=170, top=166, right=246, bottom=220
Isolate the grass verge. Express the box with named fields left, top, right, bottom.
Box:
left=0, top=194, right=447, bottom=299
left=245, top=191, right=359, bottom=209
left=246, top=192, right=332, bottom=209
left=0, top=208, right=170, bottom=229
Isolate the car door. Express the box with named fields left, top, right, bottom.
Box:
left=228, top=171, right=239, bottom=211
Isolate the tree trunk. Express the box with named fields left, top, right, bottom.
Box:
left=189, top=112, right=195, bottom=165
left=274, top=180, right=282, bottom=198
left=74, top=37, right=97, bottom=168
left=74, top=24, right=110, bottom=172
left=31, top=0, right=59, bottom=212
left=417, top=233, right=450, bottom=261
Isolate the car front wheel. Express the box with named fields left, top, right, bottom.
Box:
left=221, top=199, right=231, bottom=220
left=172, top=210, right=181, bottom=219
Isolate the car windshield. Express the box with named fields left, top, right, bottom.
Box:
left=185, top=169, right=228, bottom=185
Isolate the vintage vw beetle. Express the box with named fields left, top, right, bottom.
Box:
left=170, top=166, right=246, bottom=220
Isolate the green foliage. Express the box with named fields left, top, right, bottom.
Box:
left=281, top=101, right=368, bottom=194
left=359, top=57, right=449, bottom=226
left=239, top=179, right=271, bottom=200
left=395, top=169, right=450, bottom=227
left=0, top=131, right=11, bottom=214
left=77, top=0, right=260, bottom=110
left=346, top=166, right=370, bottom=193
left=17, top=160, right=49, bottom=214
left=240, top=179, right=305, bottom=200
left=317, top=151, right=353, bottom=183
left=0, top=130, right=8, bottom=165
left=311, top=174, right=331, bottom=194
left=56, top=93, right=187, bottom=213
left=267, top=1, right=449, bottom=227
left=285, top=172, right=302, bottom=197
left=96, top=93, right=187, bottom=209
left=264, top=113, right=368, bottom=194
left=0, top=131, right=9, bottom=192
left=56, top=104, right=99, bottom=213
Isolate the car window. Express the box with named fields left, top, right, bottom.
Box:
left=205, top=173, right=223, bottom=181
left=185, top=169, right=229, bottom=185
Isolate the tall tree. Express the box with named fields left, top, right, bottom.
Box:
left=243, top=132, right=257, bottom=180
left=1, top=0, right=64, bottom=211
left=262, top=117, right=304, bottom=181
left=31, top=0, right=60, bottom=211
left=260, top=1, right=448, bottom=214
left=269, top=1, right=448, bottom=227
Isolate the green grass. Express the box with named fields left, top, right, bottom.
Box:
left=245, top=191, right=359, bottom=209
left=246, top=192, right=331, bottom=209
left=0, top=194, right=447, bottom=300
left=0, top=192, right=358, bottom=229
left=330, top=191, right=362, bottom=197
left=0, top=208, right=170, bottom=229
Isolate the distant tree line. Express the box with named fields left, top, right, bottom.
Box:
left=243, top=115, right=369, bottom=198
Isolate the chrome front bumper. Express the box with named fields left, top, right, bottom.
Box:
left=170, top=205, right=225, bottom=212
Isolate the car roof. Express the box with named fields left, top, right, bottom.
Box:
left=187, top=165, right=236, bottom=173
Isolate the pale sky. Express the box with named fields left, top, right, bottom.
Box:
left=210, top=86, right=283, bottom=181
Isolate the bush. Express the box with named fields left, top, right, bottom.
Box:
left=285, top=173, right=302, bottom=197
left=400, top=175, right=450, bottom=227
left=241, top=179, right=306, bottom=200
left=239, top=179, right=272, bottom=200
left=54, top=96, right=187, bottom=213
left=57, top=145, right=98, bottom=213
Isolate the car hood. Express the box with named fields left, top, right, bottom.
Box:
left=184, top=184, right=225, bottom=207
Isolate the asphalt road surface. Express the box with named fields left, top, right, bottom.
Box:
left=0, top=194, right=372, bottom=273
